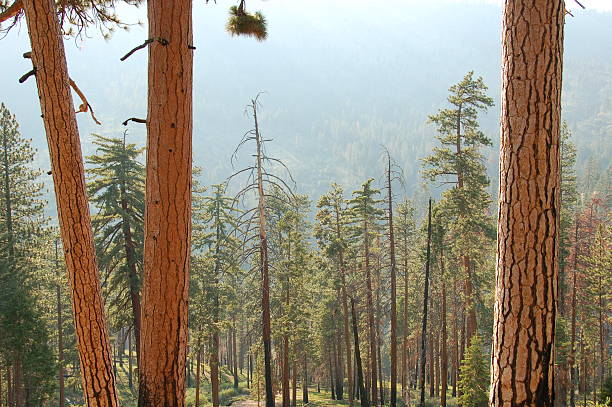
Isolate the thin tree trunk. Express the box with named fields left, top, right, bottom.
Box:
left=54, top=240, right=65, bottom=407
left=418, top=198, right=432, bottom=407
left=451, top=275, right=458, bottom=398
left=329, top=348, right=336, bottom=400
left=233, top=323, right=239, bottom=389
left=282, top=332, right=290, bottom=407
left=364, top=215, right=378, bottom=407
left=334, top=326, right=344, bottom=400
left=569, top=220, right=579, bottom=407
left=386, top=157, right=398, bottom=407
left=251, top=99, right=275, bottom=407
left=402, top=237, right=409, bottom=404
left=211, top=331, right=220, bottom=407
left=22, top=0, right=117, bottom=403
left=428, top=317, right=434, bottom=398
left=195, top=339, right=202, bottom=407
left=120, top=189, right=142, bottom=368
left=351, top=299, right=369, bottom=407
left=291, top=360, right=297, bottom=407
left=440, top=280, right=448, bottom=407
left=490, top=1, right=564, bottom=405
left=128, top=331, right=133, bottom=390
left=302, top=353, right=309, bottom=404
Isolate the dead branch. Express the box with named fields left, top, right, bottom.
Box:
left=122, top=117, right=147, bottom=126
left=120, top=37, right=168, bottom=61
left=69, top=78, right=101, bottom=125
left=18, top=68, right=36, bottom=83
left=0, top=0, right=22, bottom=23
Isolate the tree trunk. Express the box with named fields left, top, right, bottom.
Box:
left=569, top=220, right=578, bottom=407
left=490, top=1, right=564, bottom=405
left=233, top=324, right=239, bottom=389
left=302, top=353, right=309, bottom=404
left=195, top=339, right=201, bottom=407
left=363, top=216, right=378, bottom=407
left=291, top=360, right=297, bottom=407
left=440, top=281, right=448, bottom=407
left=351, top=299, right=369, bottom=407
left=451, top=275, right=458, bottom=398
left=402, top=239, right=409, bottom=404
left=329, top=348, right=336, bottom=400
left=120, top=191, right=142, bottom=368
left=138, top=0, right=193, bottom=403
left=338, top=254, right=354, bottom=407
left=418, top=199, right=432, bottom=407
left=386, top=157, right=398, bottom=407
left=334, top=327, right=344, bottom=400
left=54, top=240, right=66, bottom=407
left=251, top=99, right=275, bottom=407
left=22, top=0, right=118, bottom=403
left=282, top=334, right=290, bottom=407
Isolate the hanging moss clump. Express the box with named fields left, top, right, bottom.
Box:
left=226, top=3, right=267, bottom=41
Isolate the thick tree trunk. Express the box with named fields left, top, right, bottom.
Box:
left=22, top=0, right=117, bottom=404
left=351, top=299, right=369, bottom=407
left=490, top=1, right=564, bottom=405
left=138, top=0, right=193, bottom=404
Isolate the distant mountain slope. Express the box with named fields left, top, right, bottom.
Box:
left=1, top=0, right=610, bottom=207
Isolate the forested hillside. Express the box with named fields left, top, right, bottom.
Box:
left=0, top=1, right=610, bottom=407
left=1, top=1, right=611, bottom=203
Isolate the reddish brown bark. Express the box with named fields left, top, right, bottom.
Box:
left=138, top=0, right=193, bottom=404
left=490, top=1, right=564, bottom=405
left=387, top=157, right=398, bottom=407
left=22, top=0, right=117, bottom=404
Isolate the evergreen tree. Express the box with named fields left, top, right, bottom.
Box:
left=87, top=132, right=145, bottom=365
left=0, top=102, right=55, bottom=405
left=423, top=71, right=494, bottom=347
left=348, top=178, right=384, bottom=406
left=190, top=183, right=241, bottom=407
left=458, top=335, right=488, bottom=407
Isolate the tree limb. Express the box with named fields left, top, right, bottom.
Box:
left=0, top=0, right=22, bottom=23
left=69, top=78, right=101, bottom=125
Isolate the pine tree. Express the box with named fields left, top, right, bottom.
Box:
left=315, top=183, right=353, bottom=406
left=7, top=0, right=122, bottom=400
left=0, top=102, right=55, bottom=405
left=557, top=122, right=579, bottom=406
left=348, top=179, right=384, bottom=407
left=191, top=183, right=241, bottom=407
left=457, top=335, right=488, bottom=407
left=87, top=133, right=145, bottom=366
left=423, top=71, right=494, bottom=349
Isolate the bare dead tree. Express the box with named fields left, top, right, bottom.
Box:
left=228, top=94, right=296, bottom=407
